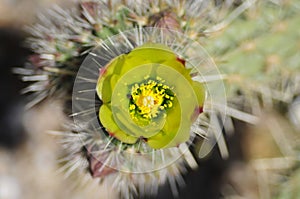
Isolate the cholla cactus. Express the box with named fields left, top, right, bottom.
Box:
left=13, top=0, right=241, bottom=108
left=14, top=0, right=300, bottom=198
left=204, top=0, right=300, bottom=198
left=69, top=26, right=226, bottom=198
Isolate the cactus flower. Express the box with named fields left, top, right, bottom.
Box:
left=96, top=43, right=205, bottom=149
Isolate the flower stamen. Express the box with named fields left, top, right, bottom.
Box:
left=129, top=79, right=175, bottom=124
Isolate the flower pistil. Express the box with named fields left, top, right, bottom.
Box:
left=129, top=78, right=175, bottom=125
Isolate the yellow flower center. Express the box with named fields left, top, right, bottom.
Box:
left=129, top=78, right=175, bottom=125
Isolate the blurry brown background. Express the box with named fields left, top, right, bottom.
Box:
left=0, top=1, right=113, bottom=199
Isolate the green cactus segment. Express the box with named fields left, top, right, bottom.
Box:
left=205, top=1, right=300, bottom=98
left=96, top=43, right=205, bottom=149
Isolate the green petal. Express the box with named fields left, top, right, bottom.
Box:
left=96, top=43, right=206, bottom=149
left=96, top=55, right=125, bottom=103
left=97, top=74, right=112, bottom=103
left=160, top=58, right=191, bottom=80
left=119, top=54, right=151, bottom=76
left=147, top=98, right=192, bottom=149
left=112, top=105, right=166, bottom=138
left=146, top=64, right=200, bottom=148
left=147, top=98, right=180, bottom=149
left=129, top=43, right=177, bottom=64
left=192, top=81, right=205, bottom=107
left=110, top=66, right=166, bottom=138
left=99, top=104, right=138, bottom=144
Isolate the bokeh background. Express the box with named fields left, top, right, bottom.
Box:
left=0, top=1, right=113, bottom=198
